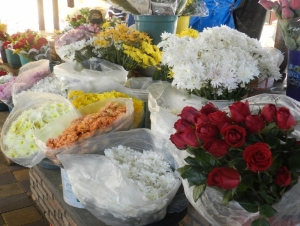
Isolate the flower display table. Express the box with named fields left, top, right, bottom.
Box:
left=30, top=165, right=188, bottom=226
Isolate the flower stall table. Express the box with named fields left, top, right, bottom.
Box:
left=29, top=165, right=189, bottom=226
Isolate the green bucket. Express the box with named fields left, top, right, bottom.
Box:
left=5, top=49, right=21, bottom=69
left=134, top=15, right=178, bottom=45
left=19, top=54, right=31, bottom=66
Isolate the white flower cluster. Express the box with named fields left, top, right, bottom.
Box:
left=0, top=73, right=13, bottom=84
left=56, top=38, right=94, bottom=62
left=14, top=76, right=62, bottom=103
left=3, top=102, right=71, bottom=158
left=104, top=145, right=177, bottom=201
left=158, top=25, right=281, bottom=93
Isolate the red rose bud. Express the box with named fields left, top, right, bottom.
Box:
left=174, top=119, right=192, bottom=133
left=194, top=113, right=208, bottom=125
left=276, top=107, right=296, bottom=130
left=259, top=0, right=280, bottom=10
left=207, top=167, right=240, bottom=190
left=170, top=132, right=187, bottom=150
left=280, top=0, right=290, bottom=8
left=204, top=139, right=229, bottom=157
left=72, top=18, right=77, bottom=22
left=179, top=106, right=200, bottom=124
left=245, top=115, right=265, bottom=133
left=181, top=127, right=200, bottom=148
left=260, top=104, right=277, bottom=122
left=274, top=166, right=291, bottom=186
left=208, top=111, right=231, bottom=130
left=282, top=6, right=294, bottom=19
left=77, top=15, right=83, bottom=19
left=196, top=122, right=219, bottom=142
left=290, top=0, right=300, bottom=10
left=200, top=102, right=218, bottom=115
left=243, top=142, right=273, bottom=172
left=229, top=100, right=251, bottom=124
left=221, top=125, right=246, bottom=148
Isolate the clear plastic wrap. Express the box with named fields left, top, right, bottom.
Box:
left=35, top=98, right=134, bottom=165
left=54, top=62, right=128, bottom=93
left=12, top=59, right=52, bottom=105
left=0, top=92, right=77, bottom=168
left=169, top=94, right=300, bottom=226
left=56, top=128, right=182, bottom=226
left=151, top=0, right=187, bottom=15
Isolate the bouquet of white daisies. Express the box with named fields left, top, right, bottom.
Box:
left=158, top=26, right=282, bottom=100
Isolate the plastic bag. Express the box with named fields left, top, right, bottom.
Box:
left=169, top=94, right=300, bottom=226
left=12, top=59, right=52, bottom=105
left=54, top=62, right=127, bottom=93
left=0, top=75, right=17, bottom=107
left=147, top=83, right=206, bottom=140
left=57, top=128, right=181, bottom=226
left=0, top=92, right=77, bottom=168
left=35, top=98, right=134, bottom=165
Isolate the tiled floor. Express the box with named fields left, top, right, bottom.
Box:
left=0, top=112, right=49, bottom=226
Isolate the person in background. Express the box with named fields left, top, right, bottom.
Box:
left=107, top=6, right=127, bottom=22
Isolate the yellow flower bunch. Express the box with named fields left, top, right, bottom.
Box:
left=0, top=23, right=7, bottom=33
left=68, top=90, right=144, bottom=128
left=93, top=24, right=161, bottom=70
left=177, top=28, right=199, bottom=38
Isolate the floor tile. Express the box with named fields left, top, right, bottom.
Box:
left=13, top=169, right=30, bottom=181
left=9, top=164, right=27, bottom=172
left=20, top=180, right=31, bottom=193
left=0, top=164, right=10, bottom=174
left=0, top=172, right=17, bottom=185
left=0, top=182, right=24, bottom=198
left=2, top=206, right=43, bottom=226
left=0, top=193, right=34, bottom=213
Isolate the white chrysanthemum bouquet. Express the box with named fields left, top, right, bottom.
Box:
left=158, top=26, right=282, bottom=100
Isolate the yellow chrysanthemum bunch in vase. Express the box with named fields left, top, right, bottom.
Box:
left=92, top=24, right=162, bottom=71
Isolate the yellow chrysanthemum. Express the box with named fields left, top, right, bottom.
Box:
left=68, top=90, right=144, bottom=128
left=177, top=28, right=199, bottom=38
left=0, top=23, right=7, bottom=33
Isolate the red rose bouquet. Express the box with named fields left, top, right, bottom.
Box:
left=170, top=94, right=300, bottom=226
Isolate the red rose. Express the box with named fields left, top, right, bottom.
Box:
left=274, top=166, right=291, bottom=186
left=260, top=104, right=277, bottom=123
left=181, top=127, right=200, bottom=148
left=221, top=125, right=246, bottom=148
left=243, top=142, right=273, bottom=172
left=77, top=15, right=83, bottom=19
left=174, top=119, right=192, bottom=133
left=170, top=132, right=187, bottom=150
left=179, top=106, right=200, bottom=124
left=204, top=139, right=229, bottom=157
left=245, top=115, right=265, bottom=133
left=196, top=122, right=219, bottom=142
left=207, top=167, right=240, bottom=190
left=72, top=17, right=77, bottom=22
left=276, top=107, right=296, bottom=130
left=200, top=102, right=218, bottom=115
left=194, top=113, right=208, bottom=125
left=208, top=111, right=231, bottom=130
left=229, top=100, right=251, bottom=124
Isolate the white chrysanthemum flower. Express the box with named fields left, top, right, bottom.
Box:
left=159, top=25, right=281, bottom=98
left=0, top=73, right=13, bottom=84
left=104, top=145, right=178, bottom=201
left=3, top=102, right=71, bottom=158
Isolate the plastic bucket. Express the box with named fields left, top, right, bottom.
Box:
left=61, top=168, right=85, bottom=208
left=176, top=16, right=190, bottom=34
left=19, top=54, right=31, bottom=66
left=5, top=49, right=21, bottom=69
left=134, top=15, right=178, bottom=45
left=0, top=45, right=8, bottom=63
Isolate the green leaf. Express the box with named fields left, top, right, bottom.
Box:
left=236, top=200, right=259, bottom=213
left=286, top=138, right=296, bottom=148
left=261, top=134, right=280, bottom=149
left=262, top=122, right=277, bottom=132
left=246, top=133, right=262, bottom=143
left=267, top=155, right=283, bottom=174
left=180, top=166, right=207, bottom=186
left=259, top=190, right=277, bottom=205
left=177, top=165, right=192, bottom=175
left=184, top=156, right=199, bottom=166
left=237, top=174, right=254, bottom=192
left=186, top=146, right=198, bottom=155
left=221, top=190, right=233, bottom=205
left=194, top=151, right=217, bottom=168
left=287, top=151, right=300, bottom=173
left=251, top=219, right=270, bottom=226
left=193, top=184, right=206, bottom=202
left=259, top=204, right=277, bottom=218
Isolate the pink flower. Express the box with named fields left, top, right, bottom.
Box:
left=281, top=6, right=294, bottom=19
left=258, top=0, right=279, bottom=10
left=290, top=0, right=300, bottom=10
